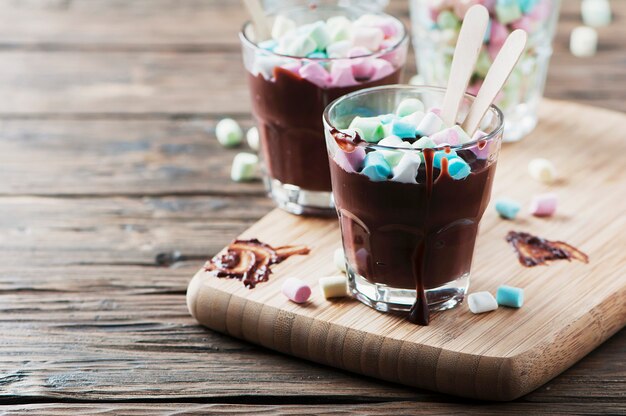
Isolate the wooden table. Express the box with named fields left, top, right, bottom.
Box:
left=0, top=1, right=624, bottom=414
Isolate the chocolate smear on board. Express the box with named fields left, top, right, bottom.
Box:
left=506, top=231, right=589, bottom=267
left=204, top=239, right=310, bottom=288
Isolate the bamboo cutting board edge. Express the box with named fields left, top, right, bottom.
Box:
left=187, top=99, right=626, bottom=401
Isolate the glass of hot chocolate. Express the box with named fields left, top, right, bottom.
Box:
left=240, top=5, right=408, bottom=215
left=323, top=85, right=503, bottom=324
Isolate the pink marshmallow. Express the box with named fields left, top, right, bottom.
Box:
left=429, top=107, right=442, bottom=117
left=454, top=0, right=480, bottom=19
left=330, top=61, right=359, bottom=88
left=281, top=278, right=312, bottom=304
left=471, top=130, right=491, bottom=159
left=467, top=81, right=482, bottom=97
left=299, top=62, right=331, bottom=88
left=479, top=0, right=497, bottom=12
left=488, top=40, right=503, bottom=61
left=431, top=128, right=460, bottom=146
left=373, top=18, right=399, bottom=38
left=490, top=21, right=509, bottom=48
left=348, top=47, right=375, bottom=80
left=511, top=16, right=535, bottom=32
left=530, top=193, right=558, bottom=217
left=370, top=59, right=394, bottom=81
left=347, top=47, right=371, bottom=58
left=334, top=146, right=366, bottom=172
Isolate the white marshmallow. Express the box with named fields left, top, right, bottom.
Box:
left=319, top=275, right=349, bottom=299
left=378, top=135, right=407, bottom=147
left=415, top=112, right=444, bottom=137
left=392, top=152, right=421, bottom=184
left=246, top=127, right=260, bottom=151
left=400, top=111, right=425, bottom=127
left=216, top=118, right=243, bottom=147
left=230, top=152, right=258, bottom=182
left=272, top=15, right=297, bottom=40
left=327, top=16, right=353, bottom=42
left=581, top=0, right=612, bottom=27
left=326, top=40, right=352, bottom=58
left=528, top=158, right=557, bottom=184
left=333, top=247, right=346, bottom=273
left=351, top=26, right=384, bottom=51
left=570, top=26, right=598, bottom=57
left=409, top=74, right=424, bottom=86
left=468, top=291, right=498, bottom=314
left=252, top=55, right=285, bottom=79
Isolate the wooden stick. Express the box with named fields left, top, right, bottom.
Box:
left=243, top=0, right=271, bottom=42
left=462, top=29, right=528, bottom=136
left=440, top=5, right=489, bottom=127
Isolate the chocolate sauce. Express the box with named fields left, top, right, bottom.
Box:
left=247, top=67, right=402, bottom=192
left=205, top=239, right=310, bottom=288
left=330, top=144, right=497, bottom=325
left=506, top=231, right=589, bottom=267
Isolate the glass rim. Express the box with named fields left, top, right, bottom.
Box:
left=323, top=84, right=505, bottom=152
left=239, top=5, right=408, bottom=62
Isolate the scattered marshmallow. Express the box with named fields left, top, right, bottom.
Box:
left=246, top=127, right=260, bottom=151
left=395, top=98, right=425, bottom=117
left=308, top=21, right=331, bottom=50
left=230, top=153, right=258, bottom=182
left=416, top=111, right=444, bottom=137
left=412, top=136, right=436, bottom=149
left=370, top=59, right=395, bottom=80
left=216, top=118, right=243, bottom=147
left=496, top=285, right=524, bottom=308
left=570, top=26, right=598, bottom=58
left=326, top=40, right=351, bottom=58
left=299, top=61, right=331, bottom=88
left=361, top=151, right=392, bottom=182
left=529, top=193, right=557, bottom=217
left=447, top=158, right=471, bottom=180
left=391, top=119, right=417, bottom=138
left=528, top=158, right=557, bottom=184
left=392, top=152, right=421, bottom=184
left=319, top=275, right=349, bottom=299
left=333, top=247, right=346, bottom=272
left=272, top=15, right=297, bottom=40
left=495, top=0, right=522, bottom=25
left=282, top=278, right=312, bottom=304
left=351, top=26, right=384, bottom=52
left=495, top=197, right=521, bottom=220
left=285, top=34, right=317, bottom=57
left=335, top=146, right=366, bottom=173
left=581, top=0, right=612, bottom=27
left=327, top=16, right=353, bottom=42
left=349, top=116, right=385, bottom=142
left=468, top=291, right=498, bottom=314
left=330, top=60, right=358, bottom=87
left=380, top=149, right=404, bottom=167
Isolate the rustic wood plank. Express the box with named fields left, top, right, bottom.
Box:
left=0, top=119, right=264, bottom=196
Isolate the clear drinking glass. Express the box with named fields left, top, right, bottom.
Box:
left=240, top=5, right=408, bottom=215
left=323, top=85, right=503, bottom=320
left=263, top=0, right=389, bottom=13
left=410, top=0, right=560, bottom=142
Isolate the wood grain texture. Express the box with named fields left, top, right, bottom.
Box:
left=188, top=100, right=626, bottom=401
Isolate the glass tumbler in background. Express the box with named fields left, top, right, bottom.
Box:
left=410, top=0, right=560, bottom=142
left=240, top=5, right=408, bottom=215
left=323, top=86, right=503, bottom=317
left=263, top=0, right=390, bottom=13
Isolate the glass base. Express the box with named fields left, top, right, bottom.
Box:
left=347, top=265, right=469, bottom=313
left=264, top=177, right=335, bottom=216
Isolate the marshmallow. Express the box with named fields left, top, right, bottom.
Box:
left=327, top=16, right=353, bottom=42
left=409, top=74, right=424, bottom=85
left=431, top=127, right=460, bottom=146
left=468, top=291, right=498, bottom=314
left=380, top=149, right=404, bottom=167
left=450, top=125, right=473, bottom=144
left=490, top=21, right=509, bottom=48
left=475, top=50, right=492, bottom=77
left=348, top=116, right=385, bottom=142
left=330, top=60, right=358, bottom=87
left=319, top=275, right=349, bottom=299
left=395, top=98, right=425, bottom=117
left=495, top=0, right=523, bottom=25
left=391, top=119, right=417, bottom=138
left=307, top=51, right=328, bottom=59
left=530, top=193, right=557, bottom=217
left=412, top=136, right=436, bottom=149
left=416, top=112, right=444, bottom=137
left=448, top=158, right=471, bottom=180
left=570, top=26, right=598, bottom=58
left=528, top=158, right=557, bottom=184
left=433, top=149, right=458, bottom=169
left=285, top=34, right=317, bottom=57
left=496, top=285, right=524, bottom=308
left=246, top=126, right=260, bottom=151
left=258, top=39, right=278, bottom=51
left=230, top=152, right=258, bottom=182
left=326, top=40, right=352, bottom=58
left=368, top=59, right=394, bottom=82
left=216, top=118, right=243, bottom=147
left=280, top=60, right=302, bottom=74
left=400, top=111, right=426, bottom=127
left=349, top=53, right=375, bottom=80
left=362, top=152, right=392, bottom=182
left=454, top=0, right=480, bottom=18
left=392, top=152, right=421, bottom=184
left=437, top=10, right=461, bottom=30
left=518, top=0, right=539, bottom=14
left=252, top=55, right=285, bottom=79
left=308, top=21, right=331, bottom=51
left=351, top=26, right=384, bottom=51
left=378, top=135, right=410, bottom=147
left=471, top=131, right=491, bottom=159
left=581, top=0, right=612, bottom=27
left=511, top=15, right=535, bottom=32
left=272, top=15, right=297, bottom=40
left=495, top=197, right=521, bottom=219
left=347, top=46, right=372, bottom=58
left=333, top=247, right=346, bottom=272
left=378, top=113, right=396, bottom=125
left=299, top=61, right=331, bottom=87
left=334, top=146, right=366, bottom=173
left=282, top=278, right=312, bottom=304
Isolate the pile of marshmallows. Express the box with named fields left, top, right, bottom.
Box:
left=335, top=97, right=489, bottom=183
left=252, top=13, right=404, bottom=88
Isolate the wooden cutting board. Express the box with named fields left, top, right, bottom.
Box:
left=187, top=100, right=626, bottom=401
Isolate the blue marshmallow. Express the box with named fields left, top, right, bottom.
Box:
left=307, top=51, right=328, bottom=59
left=391, top=120, right=417, bottom=139
left=518, top=0, right=539, bottom=14
left=496, top=285, right=524, bottom=308
left=259, top=39, right=278, bottom=51
left=361, top=152, right=392, bottom=182
left=495, top=197, right=521, bottom=220
left=379, top=113, right=396, bottom=124
left=448, top=158, right=471, bottom=180
left=433, top=149, right=458, bottom=169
